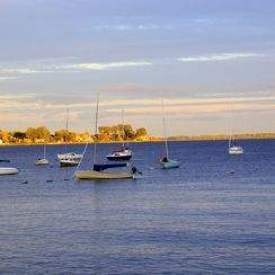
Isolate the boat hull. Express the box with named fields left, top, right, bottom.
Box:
left=106, top=155, right=132, bottom=161
left=160, top=159, right=180, bottom=169
left=35, top=159, right=49, bottom=165
left=75, top=170, right=134, bottom=180
left=229, top=146, right=244, bottom=155
left=0, top=167, right=19, bottom=176
left=60, top=160, right=79, bottom=167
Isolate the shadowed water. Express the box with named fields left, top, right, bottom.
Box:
left=0, top=140, right=275, bottom=274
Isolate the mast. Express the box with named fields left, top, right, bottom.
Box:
left=43, top=143, right=46, bottom=159
left=93, top=93, right=99, bottom=165
left=121, top=109, right=125, bottom=146
left=228, top=130, right=232, bottom=149
left=65, top=107, right=69, bottom=153
left=161, top=98, right=169, bottom=159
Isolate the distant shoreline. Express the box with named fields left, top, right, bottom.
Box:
left=1, top=133, right=275, bottom=147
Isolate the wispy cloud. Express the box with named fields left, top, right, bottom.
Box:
left=91, top=23, right=172, bottom=32
left=0, top=76, right=18, bottom=82
left=0, top=60, right=153, bottom=75
left=61, top=61, right=153, bottom=71
left=178, top=53, right=265, bottom=63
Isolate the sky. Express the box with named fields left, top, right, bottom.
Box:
left=0, top=0, right=275, bottom=135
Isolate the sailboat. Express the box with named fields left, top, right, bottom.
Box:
left=159, top=98, right=179, bottom=169
left=58, top=108, right=83, bottom=167
left=35, top=143, right=49, bottom=165
left=228, top=132, right=244, bottom=155
left=106, top=110, right=133, bottom=161
left=75, top=95, right=140, bottom=180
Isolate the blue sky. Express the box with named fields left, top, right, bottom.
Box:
left=0, top=0, right=275, bottom=135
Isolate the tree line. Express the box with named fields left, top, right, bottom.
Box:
left=0, top=124, right=149, bottom=144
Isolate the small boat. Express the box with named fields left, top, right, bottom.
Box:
left=159, top=98, right=179, bottom=169
left=75, top=94, right=141, bottom=180
left=106, top=110, right=133, bottom=161
left=35, top=144, right=49, bottom=165
left=160, top=157, right=180, bottom=169
left=228, top=132, right=244, bottom=155
left=106, top=146, right=132, bottom=161
left=35, top=158, right=50, bottom=165
left=57, top=108, right=83, bottom=167
left=229, top=145, right=244, bottom=155
left=0, top=167, right=19, bottom=176
left=58, top=152, right=83, bottom=167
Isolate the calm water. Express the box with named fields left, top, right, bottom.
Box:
left=0, top=140, right=275, bottom=274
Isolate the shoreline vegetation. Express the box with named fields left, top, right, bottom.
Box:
left=1, top=125, right=275, bottom=145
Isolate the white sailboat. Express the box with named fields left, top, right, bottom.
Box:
left=75, top=95, right=140, bottom=180
left=159, top=98, right=179, bottom=169
left=228, top=132, right=244, bottom=155
left=35, top=143, right=49, bottom=165
left=58, top=108, right=83, bottom=167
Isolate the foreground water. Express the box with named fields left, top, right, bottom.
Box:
left=0, top=140, right=275, bottom=274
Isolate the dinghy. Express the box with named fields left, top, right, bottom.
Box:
left=0, top=167, right=19, bottom=175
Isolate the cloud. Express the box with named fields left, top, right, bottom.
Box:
left=0, top=76, right=18, bottom=82
left=91, top=23, right=171, bottom=32
left=0, top=60, right=153, bottom=75
left=61, top=61, right=153, bottom=71
left=177, top=53, right=265, bottom=63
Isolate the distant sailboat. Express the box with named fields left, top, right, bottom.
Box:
left=227, top=104, right=244, bottom=155
left=228, top=132, right=244, bottom=155
left=35, top=143, right=49, bottom=165
left=159, top=98, right=179, bottom=169
left=106, top=110, right=133, bottom=161
left=75, top=95, right=140, bottom=180
left=58, top=108, right=83, bottom=167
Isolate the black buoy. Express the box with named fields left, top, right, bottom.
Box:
left=22, top=180, right=28, bottom=184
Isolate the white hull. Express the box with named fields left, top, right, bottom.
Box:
left=160, top=159, right=180, bottom=169
left=75, top=169, right=134, bottom=180
left=58, top=152, right=82, bottom=167
left=35, top=158, right=49, bottom=165
left=229, top=146, right=244, bottom=155
left=57, top=152, right=83, bottom=160
left=0, top=167, right=19, bottom=175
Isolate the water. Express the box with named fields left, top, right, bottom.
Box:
left=0, top=140, right=275, bottom=274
